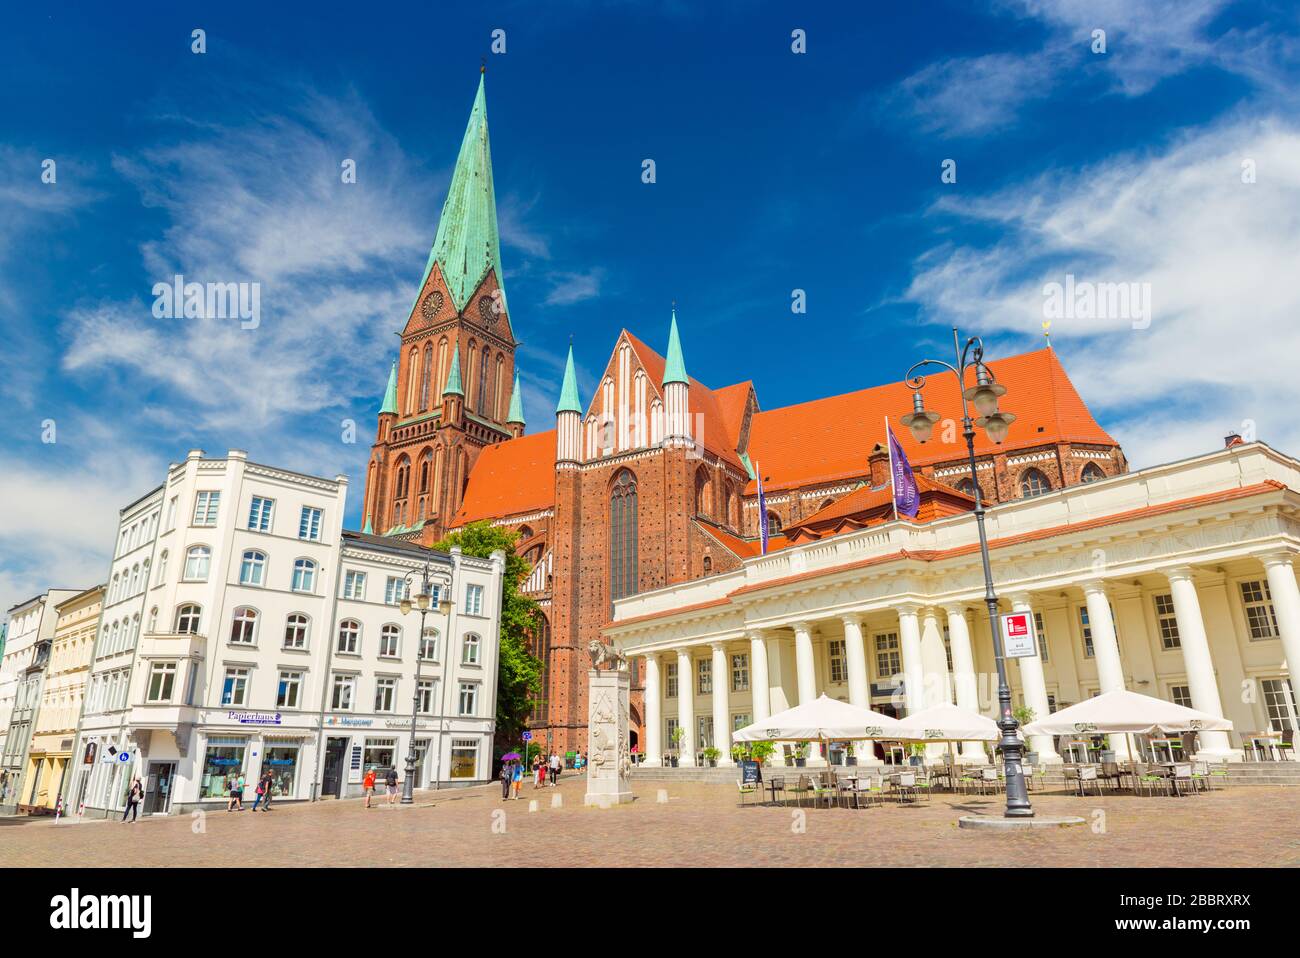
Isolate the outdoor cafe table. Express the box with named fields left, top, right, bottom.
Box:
left=1244, top=731, right=1287, bottom=761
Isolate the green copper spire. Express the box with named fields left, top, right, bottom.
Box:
left=663, top=306, right=688, bottom=386
left=409, top=72, right=506, bottom=316
left=362, top=516, right=374, bottom=535
left=379, top=361, right=398, bottom=415
left=507, top=370, right=526, bottom=425
left=443, top=344, right=464, bottom=397
left=556, top=345, right=582, bottom=414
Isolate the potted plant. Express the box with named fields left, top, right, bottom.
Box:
left=1012, top=705, right=1038, bottom=764
left=1097, top=736, right=1115, bottom=764
left=669, top=726, right=685, bottom=766
left=702, top=746, right=720, bottom=767
left=730, top=743, right=749, bottom=765
left=749, top=740, right=776, bottom=766
left=794, top=741, right=810, bottom=767
left=845, top=742, right=858, bottom=766
left=908, top=743, right=926, bottom=766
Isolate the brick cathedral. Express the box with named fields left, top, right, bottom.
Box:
left=362, top=73, right=1129, bottom=756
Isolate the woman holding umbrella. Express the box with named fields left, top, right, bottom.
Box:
left=499, top=752, right=521, bottom=801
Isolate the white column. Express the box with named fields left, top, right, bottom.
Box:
left=1080, top=579, right=1130, bottom=760
left=841, top=614, right=880, bottom=765
left=897, top=603, right=924, bottom=716
left=711, top=642, right=733, bottom=766
left=919, top=607, right=954, bottom=707
left=1006, top=593, right=1061, bottom=764
left=943, top=605, right=987, bottom=763
left=792, top=621, right=824, bottom=764
left=1165, top=567, right=1238, bottom=760
left=1262, top=552, right=1300, bottom=697
left=676, top=648, right=695, bottom=767
left=643, top=653, right=662, bottom=767
left=842, top=615, right=869, bottom=707
left=749, top=632, right=771, bottom=723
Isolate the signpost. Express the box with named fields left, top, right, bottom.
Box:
left=1000, top=611, right=1037, bottom=659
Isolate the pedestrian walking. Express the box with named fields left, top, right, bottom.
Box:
left=253, top=769, right=274, bottom=812
left=226, top=773, right=241, bottom=811
left=499, top=760, right=512, bottom=801
left=511, top=760, right=523, bottom=799
left=235, top=773, right=246, bottom=810
left=548, top=752, right=560, bottom=786
left=121, top=777, right=143, bottom=823
left=363, top=768, right=377, bottom=808
left=385, top=767, right=399, bottom=805
left=533, top=756, right=545, bottom=789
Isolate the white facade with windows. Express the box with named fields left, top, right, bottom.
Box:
left=62, top=449, right=505, bottom=815
left=0, top=589, right=77, bottom=811
left=608, top=443, right=1300, bottom=768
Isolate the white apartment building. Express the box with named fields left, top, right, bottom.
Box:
left=607, top=442, right=1300, bottom=767
left=71, top=484, right=165, bottom=816
left=68, top=449, right=505, bottom=816
left=0, top=588, right=78, bottom=810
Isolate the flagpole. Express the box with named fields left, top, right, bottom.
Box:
left=755, top=461, right=768, bottom=555
left=885, top=417, right=898, bottom=521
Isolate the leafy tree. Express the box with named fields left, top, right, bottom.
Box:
left=431, top=522, right=544, bottom=758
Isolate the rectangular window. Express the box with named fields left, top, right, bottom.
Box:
left=465, top=584, right=484, bottom=616
left=374, top=677, right=396, bottom=713
left=458, top=682, right=478, bottom=716
left=941, top=627, right=953, bottom=672
left=417, top=679, right=435, bottom=714
left=462, top=633, right=480, bottom=665
left=1034, top=612, right=1049, bottom=662
left=666, top=718, right=679, bottom=753
left=1240, top=581, right=1279, bottom=640
left=450, top=739, right=478, bottom=779
left=343, top=571, right=366, bottom=600
left=385, top=577, right=409, bottom=606
left=1079, top=607, right=1095, bottom=658
left=165, top=497, right=178, bottom=531
left=874, top=632, right=901, bottom=679
left=248, top=496, right=274, bottom=532
left=193, top=491, right=220, bottom=526
left=419, top=631, right=438, bottom=661
left=731, top=653, right=749, bottom=692
left=1169, top=684, right=1193, bottom=709
left=277, top=671, right=302, bottom=709
left=146, top=662, right=176, bottom=703
left=1261, top=678, right=1298, bottom=734
left=1154, top=594, right=1181, bottom=649
left=665, top=663, right=677, bottom=699
left=732, top=712, right=751, bottom=732
left=697, top=715, right=714, bottom=749
left=331, top=674, right=355, bottom=711
left=829, top=640, right=846, bottom=683
left=221, top=667, right=249, bottom=706
left=200, top=742, right=246, bottom=799
left=697, top=658, right=711, bottom=695
left=299, top=506, right=323, bottom=541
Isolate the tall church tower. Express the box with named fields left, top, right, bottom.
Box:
left=362, top=70, right=522, bottom=544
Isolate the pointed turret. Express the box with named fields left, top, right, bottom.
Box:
left=441, top=345, right=464, bottom=426
left=409, top=72, right=507, bottom=317
left=507, top=370, right=526, bottom=438
left=662, top=307, right=691, bottom=446
left=663, top=307, right=688, bottom=386
left=379, top=362, right=398, bottom=415
left=556, top=345, right=582, bottom=466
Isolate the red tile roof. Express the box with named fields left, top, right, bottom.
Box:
left=697, top=522, right=790, bottom=558
left=745, top=348, right=1115, bottom=495
left=451, top=429, right=556, bottom=525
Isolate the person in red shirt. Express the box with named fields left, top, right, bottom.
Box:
left=362, top=769, right=377, bottom=808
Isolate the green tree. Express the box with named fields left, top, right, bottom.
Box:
left=431, top=522, right=544, bottom=759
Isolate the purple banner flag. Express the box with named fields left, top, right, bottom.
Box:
left=756, top=463, right=769, bottom=554
left=888, top=425, right=920, bottom=518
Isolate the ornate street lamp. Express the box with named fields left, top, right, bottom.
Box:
left=399, top=560, right=455, bottom=805
left=898, top=328, right=1031, bottom=818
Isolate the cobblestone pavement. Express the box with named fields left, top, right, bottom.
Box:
left=4, top=778, right=1298, bottom=867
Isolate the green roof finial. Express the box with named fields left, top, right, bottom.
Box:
left=507, top=370, right=526, bottom=425
left=663, top=304, right=687, bottom=386
left=362, top=516, right=374, bottom=535
left=556, top=345, right=582, bottom=414
left=379, top=361, right=398, bottom=415
left=443, top=345, right=464, bottom=397
left=408, top=72, right=507, bottom=317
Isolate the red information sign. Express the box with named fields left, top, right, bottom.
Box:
left=1000, top=611, right=1037, bottom=658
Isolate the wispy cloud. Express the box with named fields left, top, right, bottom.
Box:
left=543, top=268, right=604, bottom=306
left=902, top=114, right=1300, bottom=464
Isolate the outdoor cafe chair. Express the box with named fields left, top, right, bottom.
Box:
left=1189, top=760, right=1211, bottom=794
left=737, top=778, right=761, bottom=807
left=788, top=775, right=813, bottom=807
left=1074, top=764, right=1103, bottom=797
left=808, top=774, right=836, bottom=809
left=914, top=772, right=934, bottom=804
left=847, top=776, right=880, bottom=809
left=1099, top=760, right=1127, bottom=791
left=1170, top=763, right=1196, bottom=798
left=1022, top=763, right=1034, bottom=790
left=1131, top=762, right=1170, bottom=797
left=893, top=770, right=918, bottom=804
left=978, top=767, right=1000, bottom=795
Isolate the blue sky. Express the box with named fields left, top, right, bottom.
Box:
left=2, top=0, right=1299, bottom=613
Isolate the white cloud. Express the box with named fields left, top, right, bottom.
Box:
left=543, top=268, right=604, bottom=306
left=903, top=115, right=1300, bottom=466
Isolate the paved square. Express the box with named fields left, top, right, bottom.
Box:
left=3, top=779, right=1297, bottom=867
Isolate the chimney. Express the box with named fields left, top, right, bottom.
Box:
left=1224, top=431, right=1244, bottom=448
left=868, top=443, right=891, bottom=487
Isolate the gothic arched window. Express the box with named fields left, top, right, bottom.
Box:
left=405, top=347, right=419, bottom=415
left=421, top=343, right=433, bottom=410
left=1019, top=468, right=1051, bottom=498
left=1080, top=462, right=1105, bottom=484
left=479, top=347, right=491, bottom=414
left=955, top=477, right=977, bottom=498
left=436, top=337, right=449, bottom=397
left=610, top=469, right=639, bottom=606
left=694, top=467, right=712, bottom=517
left=765, top=511, right=783, bottom=535
left=418, top=451, right=432, bottom=494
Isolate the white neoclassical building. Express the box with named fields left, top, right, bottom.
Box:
left=606, top=442, right=1300, bottom=767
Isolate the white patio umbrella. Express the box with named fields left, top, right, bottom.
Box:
left=888, top=702, right=1000, bottom=777
left=1021, top=689, right=1232, bottom=737
left=732, top=694, right=903, bottom=770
